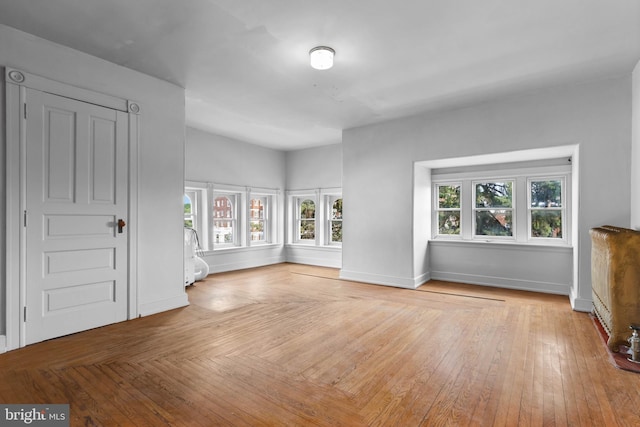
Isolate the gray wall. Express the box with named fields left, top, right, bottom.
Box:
left=186, top=127, right=286, bottom=188
left=342, top=75, right=632, bottom=310
left=285, top=143, right=343, bottom=190
left=1, top=25, right=187, bottom=345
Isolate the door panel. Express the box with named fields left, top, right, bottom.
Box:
left=25, top=88, right=128, bottom=345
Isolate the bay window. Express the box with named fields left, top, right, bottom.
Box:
left=431, top=162, right=570, bottom=245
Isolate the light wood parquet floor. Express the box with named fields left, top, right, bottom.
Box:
left=1, top=263, right=640, bottom=426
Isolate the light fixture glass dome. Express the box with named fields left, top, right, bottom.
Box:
left=309, top=46, right=335, bottom=70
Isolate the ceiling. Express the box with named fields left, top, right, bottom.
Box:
left=1, top=1, right=639, bottom=151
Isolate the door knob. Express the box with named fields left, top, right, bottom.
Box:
left=117, top=219, right=126, bottom=233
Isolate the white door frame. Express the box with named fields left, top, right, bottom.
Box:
left=4, top=67, right=140, bottom=350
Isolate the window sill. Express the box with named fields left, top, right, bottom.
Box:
left=201, top=243, right=283, bottom=255
left=286, top=243, right=342, bottom=252
left=428, top=238, right=572, bottom=252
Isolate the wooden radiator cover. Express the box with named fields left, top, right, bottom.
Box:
left=590, top=225, right=640, bottom=352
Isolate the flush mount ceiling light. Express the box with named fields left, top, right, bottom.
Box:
left=309, top=46, right=335, bottom=70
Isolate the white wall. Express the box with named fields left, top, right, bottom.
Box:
left=286, top=144, right=343, bottom=190
left=185, top=127, right=287, bottom=272
left=632, top=60, right=640, bottom=229
left=285, top=144, right=343, bottom=268
left=342, top=76, right=632, bottom=310
left=0, top=25, right=187, bottom=342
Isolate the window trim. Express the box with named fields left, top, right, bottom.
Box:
left=326, top=194, right=343, bottom=246
left=527, top=176, right=566, bottom=242
left=184, top=183, right=209, bottom=250
left=472, top=179, right=515, bottom=241
left=434, top=182, right=462, bottom=237
left=294, top=195, right=317, bottom=244
left=212, top=191, right=240, bottom=248
left=248, top=188, right=278, bottom=246
left=287, top=188, right=342, bottom=247
left=184, top=190, right=197, bottom=229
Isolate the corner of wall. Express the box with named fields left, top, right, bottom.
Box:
left=631, top=60, right=640, bottom=229
left=570, top=287, right=593, bottom=313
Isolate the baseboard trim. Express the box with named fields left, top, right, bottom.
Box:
left=339, top=270, right=418, bottom=289
left=414, top=271, right=431, bottom=287
left=429, top=270, right=571, bottom=296
left=138, top=293, right=189, bottom=317
left=570, top=288, right=593, bottom=312
left=286, top=255, right=341, bottom=269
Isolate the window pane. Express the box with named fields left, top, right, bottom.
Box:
left=184, top=219, right=193, bottom=228
left=332, top=198, right=342, bottom=220
left=300, top=219, right=315, bottom=240
left=251, top=198, right=265, bottom=219
left=331, top=220, right=342, bottom=242
left=531, top=210, right=562, bottom=238
left=214, top=196, right=233, bottom=219
left=476, top=182, right=512, bottom=208
left=213, top=220, right=233, bottom=243
left=531, top=180, right=562, bottom=208
left=438, top=185, right=460, bottom=209
left=184, top=194, right=192, bottom=215
left=300, top=199, right=315, bottom=219
left=475, top=210, right=513, bottom=236
left=438, top=211, right=460, bottom=235
left=250, top=220, right=265, bottom=241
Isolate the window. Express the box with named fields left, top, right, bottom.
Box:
left=473, top=181, right=513, bottom=237
left=298, top=198, right=316, bottom=241
left=529, top=178, right=564, bottom=239
left=250, top=196, right=268, bottom=243
left=431, top=162, right=570, bottom=245
left=213, top=193, right=238, bottom=246
left=435, top=184, right=461, bottom=235
left=288, top=189, right=342, bottom=246
left=185, top=183, right=279, bottom=251
left=329, top=197, right=343, bottom=244
left=184, top=192, right=195, bottom=228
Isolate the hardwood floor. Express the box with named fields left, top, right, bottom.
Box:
left=2, top=263, right=640, bottom=426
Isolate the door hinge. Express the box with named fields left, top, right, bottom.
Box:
left=23, top=210, right=27, bottom=227
left=23, top=103, right=27, bottom=119
left=23, top=306, right=27, bottom=322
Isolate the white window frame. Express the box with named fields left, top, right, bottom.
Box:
left=287, top=188, right=342, bottom=246
left=294, top=194, right=317, bottom=244
left=184, top=190, right=197, bottom=229
left=325, top=193, right=343, bottom=246
left=184, top=183, right=209, bottom=250
left=247, top=187, right=278, bottom=246
left=527, top=176, right=566, bottom=242
left=434, top=182, right=462, bottom=237
left=472, top=179, right=515, bottom=241
left=212, top=189, right=243, bottom=249
left=431, top=164, right=571, bottom=246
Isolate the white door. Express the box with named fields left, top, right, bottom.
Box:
left=24, top=88, right=129, bottom=345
